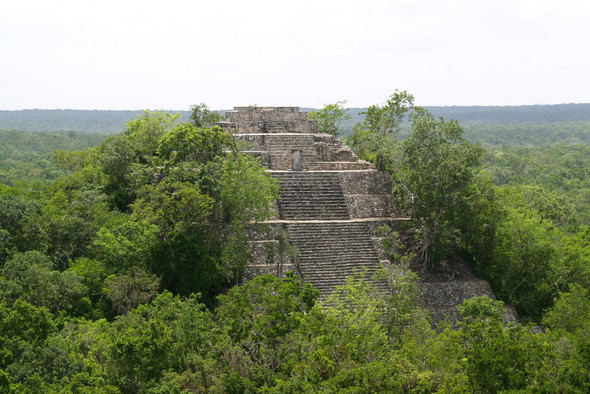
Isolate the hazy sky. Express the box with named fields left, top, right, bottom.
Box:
left=1, top=0, right=589, bottom=110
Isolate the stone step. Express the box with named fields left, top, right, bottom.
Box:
left=298, top=256, right=378, bottom=262
left=279, top=198, right=347, bottom=202
left=278, top=185, right=344, bottom=190
left=297, top=248, right=378, bottom=255
left=297, top=244, right=376, bottom=250
left=303, top=279, right=390, bottom=295
left=278, top=192, right=345, bottom=197
left=297, top=245, right=376, bottom=250
left=278, top=184, right=345, bottom=188
left=299, top=258, right=378, bottom=264
left=267, top=167, right=389, bottom=295
left=290, top=231, right=371, bottom=237
left=293, top=241, right=373, bottom=246
left=298, top=260, right=379, bottom=266
left=280, top=209, right=348, bottom=214
left=280, top=200, right=347, bottom=205
left=300, top=267, right=384, bottom=275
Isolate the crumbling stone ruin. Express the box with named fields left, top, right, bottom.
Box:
left=219, top=107, right=517, bottom=323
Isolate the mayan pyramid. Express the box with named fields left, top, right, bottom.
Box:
left=219, top=107, right=518, bottom=323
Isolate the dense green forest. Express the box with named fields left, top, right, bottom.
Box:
left=0, top=110, right=191, bottom=134
left=1, top=100, right=590, bottom=392
left=3, top=103, right=590, bottom=141
left=0, top=131, right=107, bottom=186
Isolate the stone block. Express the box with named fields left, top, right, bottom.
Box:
left=345, top=195, right=393, bottom=218
left=419, top=281, right=495, bottom=308
left=338, top=171, right=391, bottom=195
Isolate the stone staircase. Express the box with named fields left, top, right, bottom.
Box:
left=265, top=135, right=318, bottom=170
left=286, top=221, right=389, bottom=295
left=220, top=106, right=395, bottom=297
left=271, top=170, right=389, bottom=296
left=263, top=121, right=292, bottom=133
left=274, top=172, right=349, bottom=220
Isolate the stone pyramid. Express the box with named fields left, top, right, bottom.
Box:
left=219, top=107, right=517, bottom=323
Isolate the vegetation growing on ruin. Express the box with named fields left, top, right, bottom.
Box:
left=0, top=99, right=589, bottom=392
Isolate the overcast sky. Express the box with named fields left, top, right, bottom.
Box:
left=1, top=0, right=589, bottom=110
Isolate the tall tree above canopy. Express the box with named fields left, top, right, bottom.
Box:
left=346, top=91, right=414, bottom=169
left=189, top=103, right=223, bottom=129
left=308, top=101, right=351, bottom=137
left=391, top=108, right=484, bottom=269
left=347, top=92, right=483, bottom=270
left=361, top=90, right=414, bottom=136
left=124, top=111, right=178, bottom=164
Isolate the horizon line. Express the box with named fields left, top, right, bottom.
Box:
left=2, top=102, right=590, bottom=112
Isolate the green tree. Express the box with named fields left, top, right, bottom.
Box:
left=346, top=90, right=414, bottom=169
left=156, top=123, right=232, bottom=168
left=0, top=299, right=57, bottom=349
left=466, top=186, right=560, bottom=319
left=543, top=284, right=590, bottom=382
left=361, top=91, right=414, bottom=136
left=68, top=258, right=111, bottom=318
left=0, top=299, right=58, bottom=382
left=217, top=154, right=279, bottom=225
left=0, top=251, right=89, bottom=315
left=308, top=100, right=351, bottom=136
left=0, top=194, right=47, bottom=262
left=554, top=227, right=590, bottom=292
left=46, top=214, right=96, bottom=270
left=92, top=215, right=159, bottom=274
left=131, top=181, right=216, bottom=297
left=456, top=296, right=587, bottom=392
left=97, top=133, right=137, bottom=211
left=189, top=103, right=223, bottom=128
left=457, top=297, right=528, bottom=393
left=124, top=111, right=178, bottom=164
left=104, top=267, right=160, bottom=316
left=347, top=91, right=484, bottom=271
left=215, top=273, right=318, bottom=386
left=392, top=108, right=484, bottom=269
left=105, top=292, right=216, bottom=392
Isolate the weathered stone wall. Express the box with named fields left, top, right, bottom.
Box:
left=344, top=195, right=393, bottom=218
left=420, top=281, right=519, bottom=325
left=220, top=107, right=318, bottom=134
left=313, top=134, right=358, bottom=162
left=338, top=171, right=397, bottom=218
left=243, top=222, right=298, bottom=280
left=338, top=171, right=391, bottom=194
left=228, top=114, right=373, bottom=171
left=227, top=107, right=310, bottom=123
left=245, top=239, right=298, bottom=280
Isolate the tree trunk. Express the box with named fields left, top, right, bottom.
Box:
left=416, top=210, right=444, bottom=271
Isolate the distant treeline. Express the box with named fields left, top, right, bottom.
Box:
left=0, top=130, right=106, bottom=185
left=426, top=103, right=590, bottom=123
left=462, top=121, right=590, bottom=146
left=3, top=104, right=590, bottom=135
left=303, top=105, right=590, bottom=144
left=0, top=109, right=191, bottom=134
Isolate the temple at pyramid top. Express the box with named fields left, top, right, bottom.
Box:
left=217, top=106, right=376, bottom=171
left=218, top=107, right=319, bottom=134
